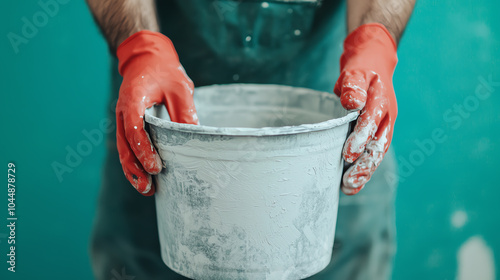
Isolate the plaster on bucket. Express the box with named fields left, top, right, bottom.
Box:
left=145, top=84, right=358, bottom=280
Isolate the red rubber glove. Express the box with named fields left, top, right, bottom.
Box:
left=334, top=23, right=398, bottom=195
left=116, top=30, right=199, bottom=196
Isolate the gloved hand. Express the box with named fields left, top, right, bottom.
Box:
left=116, top=30, right=199, bottom=196
left=334, top=23, right=398, bottom=195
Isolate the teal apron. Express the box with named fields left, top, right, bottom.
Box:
left=91, top=1, right=397, bottom=279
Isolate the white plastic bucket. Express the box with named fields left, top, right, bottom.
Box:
left=145, top=84, right=358, bottom=280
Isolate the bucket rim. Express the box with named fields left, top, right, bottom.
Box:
left=145, top=84, right=359, bottom=136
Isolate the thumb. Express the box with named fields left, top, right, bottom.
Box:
left=164, top=76, right=199, bottom=125
left=335, top=70, right=372, bottom=111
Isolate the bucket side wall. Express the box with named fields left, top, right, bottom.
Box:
left=150, top=123, right=349, bottom=279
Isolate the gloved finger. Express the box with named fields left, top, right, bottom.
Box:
left=117, top=112, right=155, bottom=196
left=164, top=71, right=199, bottom=125
left=342, top=75, right=388, bottom=163
left=341, top=121, right=391, bottom=195
left=334, top=70, right=371, bottom=110
left=122, top=94, right=163, bottom=175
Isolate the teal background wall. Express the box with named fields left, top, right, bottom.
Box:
left=0, top=0, right=498, bottom=279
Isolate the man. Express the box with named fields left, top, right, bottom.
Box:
left=87, top=0, right=415, bottom=279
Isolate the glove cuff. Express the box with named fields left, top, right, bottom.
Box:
left=116, top=30, right=179, bottom=76
left=341, top=23, right=398, bottom=71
